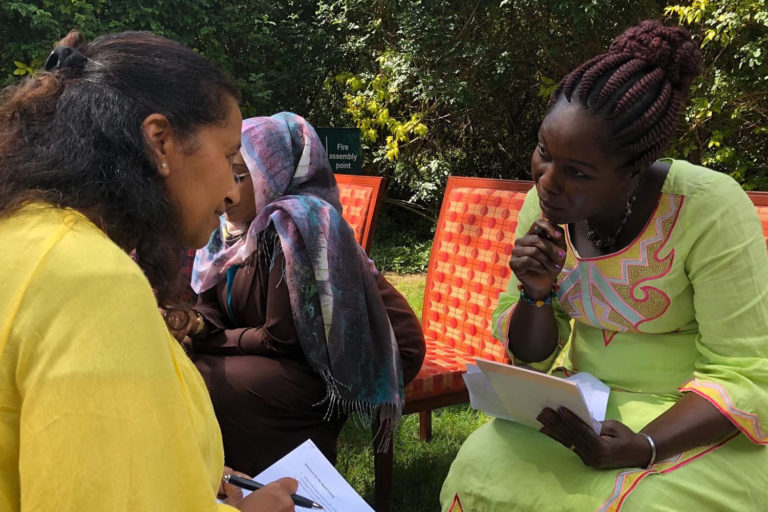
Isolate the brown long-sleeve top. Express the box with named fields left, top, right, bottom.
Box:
left=190, top=235, right=425, bottom=384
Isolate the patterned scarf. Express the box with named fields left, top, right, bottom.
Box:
left=191, top=112, right=403, bottom=435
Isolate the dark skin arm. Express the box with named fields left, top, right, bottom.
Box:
left=538, top=393, right=736, bottom=469
left=507, top=218, right=566, bottom=362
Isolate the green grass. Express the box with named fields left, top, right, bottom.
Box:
left=337, top=273, right=490, bottom=512
left=337, top=405, right=489, bottom=512
left=382, top=272, right=427, bottom=319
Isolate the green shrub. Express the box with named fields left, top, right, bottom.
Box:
left=3, top=0, right=765, bottom=201
left=1, top=0, right=338, bottom=119
left=665, top=0, right=768, bottom=189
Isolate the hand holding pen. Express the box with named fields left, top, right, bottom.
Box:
left=224, top=474, right=323, bottom=510
left=219, top=468, right=302, bottom=512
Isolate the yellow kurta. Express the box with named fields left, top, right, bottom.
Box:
left=0, top=204, right=236, bottom=511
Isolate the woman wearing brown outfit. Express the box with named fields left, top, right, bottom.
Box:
left=183, top=113, right=426, bottom=475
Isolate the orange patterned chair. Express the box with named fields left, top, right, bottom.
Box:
left=336, top=174, right=386, bottom=254
left=748, top=191, right=768, bottom=249
left=374, top=176, right=534, bottom=511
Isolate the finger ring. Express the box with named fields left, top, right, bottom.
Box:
left=569, top=445, right=576, bottom=452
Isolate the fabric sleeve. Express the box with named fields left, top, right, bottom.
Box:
left=12, top=244, right=234, bottom=510
left=490, top=188, right=573, bottom=370
left=194, top=284, right=232, bottom=331
left=677, top=176, right=768, bottom=444
left=377, top=274, right=426, bottom=384
left=192, top=250, right=302, bottom=358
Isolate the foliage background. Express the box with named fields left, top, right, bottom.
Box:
left=2, top=0, right=766, bottom=270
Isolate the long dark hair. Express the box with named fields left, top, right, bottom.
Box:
left=0, top=30, right=240, bottom=304
left=550, top=20, right=702, bottom=174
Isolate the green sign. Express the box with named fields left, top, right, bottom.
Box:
left=316, top=127, right=362, bottom=174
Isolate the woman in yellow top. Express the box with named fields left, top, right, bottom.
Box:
left=0, top=30, right=295, bottom=511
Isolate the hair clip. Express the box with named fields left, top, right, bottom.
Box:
left=44, top=46, right=87, bottom=72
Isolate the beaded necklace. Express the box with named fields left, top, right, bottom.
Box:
left=585, top=178, right=641, bottom=252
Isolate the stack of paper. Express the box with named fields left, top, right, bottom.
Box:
left=234, top=439, right=374, bottom=512
left=463, top=358, right=610, bottom=434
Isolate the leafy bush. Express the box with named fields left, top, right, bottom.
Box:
left=3, top=0, right=765, bottom=206
left=665, top=0, right=768, bottom=189
left=317, top=0, right=664, bottom=206
left=1, top=0, right=337, bottom=118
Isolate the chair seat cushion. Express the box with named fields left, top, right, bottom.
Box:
left=405, top=337, right=479, bottom=401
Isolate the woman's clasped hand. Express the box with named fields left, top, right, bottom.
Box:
left=509, top=218, right=566, bottom=299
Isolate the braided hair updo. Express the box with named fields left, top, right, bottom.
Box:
left=551, top=20, right=702, bottom=173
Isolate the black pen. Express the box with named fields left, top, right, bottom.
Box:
left=223, top=474, right=323, bottom=509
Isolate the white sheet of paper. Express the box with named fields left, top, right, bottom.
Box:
left=236, top=439, right=373, bottom=512
left=564, top=371, right=610, bottom=429
left=463, top=364, right=517, bottom=422
left=467, top=358, right=609, bottom=434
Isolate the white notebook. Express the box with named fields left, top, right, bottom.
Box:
left=464, top=358, right=609, bottom=433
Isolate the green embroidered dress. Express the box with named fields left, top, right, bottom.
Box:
left=440, top=160, right=768, bottom=512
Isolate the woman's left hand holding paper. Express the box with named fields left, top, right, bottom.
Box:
left=537, top=407, right=652, bottom=469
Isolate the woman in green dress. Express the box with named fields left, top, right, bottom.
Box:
left=441, top=20, right=768, bottom=511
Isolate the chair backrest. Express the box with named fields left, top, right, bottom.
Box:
left=422, top=176, right=534, bottom=363
left=747, top=191, right=768, bottom=250
left=335, top=174, right=386, bottom=253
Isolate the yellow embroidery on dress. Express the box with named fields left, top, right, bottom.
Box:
left=597, top=432, right=737, bottom=512
left=557, top=195, right=683, bottom=340
left=680, top=379, right=768, bottom=444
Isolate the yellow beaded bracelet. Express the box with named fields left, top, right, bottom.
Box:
left=517, top=283, right=559, bottom=308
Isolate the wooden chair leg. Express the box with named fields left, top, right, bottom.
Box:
left=373, top=422, right=394, bottom=512
left=419, top=409, right=432, bottom=442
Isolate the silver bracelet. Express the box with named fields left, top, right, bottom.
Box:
left=638, top=432, right=656, bottom=469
